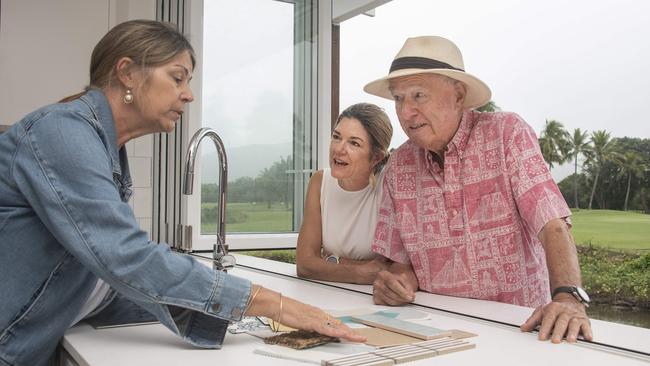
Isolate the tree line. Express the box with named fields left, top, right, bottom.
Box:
left=202, top=109, right=649, bottom=214
left=539, top=120, right=649, bottom=212
left=202, top=155, right=294, bottom=209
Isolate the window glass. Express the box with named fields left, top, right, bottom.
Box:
left=339, top=0, right=650, bottom=330
left=201, top=0, right=309, bottom=235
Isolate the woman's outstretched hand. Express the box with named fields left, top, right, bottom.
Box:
left=244, top=285, right=366, bottom=343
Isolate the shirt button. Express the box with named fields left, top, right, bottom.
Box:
left=451, top=209, right=458, bottom=216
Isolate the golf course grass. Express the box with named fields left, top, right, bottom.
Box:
left=570, top=209, right=650, bottom=250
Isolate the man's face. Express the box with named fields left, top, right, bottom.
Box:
left=388, top=74, right=465, bottom=154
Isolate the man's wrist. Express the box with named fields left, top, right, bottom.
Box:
left=552, top=286, right=590, bottom=307
left=552, top=292, right=578, bottom=303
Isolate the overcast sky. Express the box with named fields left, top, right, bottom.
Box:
left=340, top=0, right=650, bottom=150
left=202, top=0, right=293, bottom=149
left=202, top=0, right=650, bottom=179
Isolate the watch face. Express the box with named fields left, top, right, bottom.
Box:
left=576, top=287, right=590, bottom=302
left=326, top=255, right=339, bottom=264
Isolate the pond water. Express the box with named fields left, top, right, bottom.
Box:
left=587, top=303, right=650, bottom=329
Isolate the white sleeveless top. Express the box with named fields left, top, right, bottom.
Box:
left=320, top=168, right=383, bottom=260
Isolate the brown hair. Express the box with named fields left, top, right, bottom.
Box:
left=334, top=103, right=393, bottom=186
left=60, top=19, right=194, bottom=102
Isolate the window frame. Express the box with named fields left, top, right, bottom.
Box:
left=180, top=0, right=332, bottom=251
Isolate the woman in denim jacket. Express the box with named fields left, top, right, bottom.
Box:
left=0, top=20, right=363, bottom=366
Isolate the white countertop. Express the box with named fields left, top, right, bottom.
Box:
left=62, top=254, right=650, bottom=365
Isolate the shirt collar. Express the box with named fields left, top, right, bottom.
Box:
left=79, top=89, right=131, bottom=186
left=422, top=110, right=476, bottom=173
left=80, top=89, right=120, bottom=170
left=447, top=109, right=476, bottom=154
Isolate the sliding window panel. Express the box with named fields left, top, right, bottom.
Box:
left=152, top=0, right=191, bottom=247
left=183, top=0, right=328, bottom=251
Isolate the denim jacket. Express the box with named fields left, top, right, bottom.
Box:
left=0, top=90, right=251, bottom=366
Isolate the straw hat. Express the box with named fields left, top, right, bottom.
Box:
left=364, top=36, right=492, bottom=109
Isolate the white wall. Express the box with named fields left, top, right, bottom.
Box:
left=0, top=0, right=109, bottom=125
left=0, top=0, right=156, bottom=237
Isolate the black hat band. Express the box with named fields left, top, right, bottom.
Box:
left=389, top=56, right=464, bottom=73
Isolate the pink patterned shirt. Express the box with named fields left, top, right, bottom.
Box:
left=372, top=110, right=571, bottom=308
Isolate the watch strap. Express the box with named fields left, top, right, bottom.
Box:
left=552, top=286, right=589, bottom=305
left=552, top=286, right=576, bottom=299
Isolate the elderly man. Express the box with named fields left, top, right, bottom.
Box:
left=365, top=36, right=592, bottom=343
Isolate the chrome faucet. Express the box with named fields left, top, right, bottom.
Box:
left=182, top=128, right=235, bottom=271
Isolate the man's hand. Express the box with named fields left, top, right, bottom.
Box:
left=372, top=262, right=418, bottom=306
left=520, top=295, right=593, bottom=343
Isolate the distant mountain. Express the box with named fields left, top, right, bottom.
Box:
left=201, top=142, right=292, bottom=182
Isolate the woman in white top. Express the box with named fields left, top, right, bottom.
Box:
left=297, top=103, right=393, bottom=284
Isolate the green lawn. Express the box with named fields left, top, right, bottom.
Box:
left=570, top=209, right=650, bottom=250
left=201, top=202, right=292, bottom=233
left=201, top=203, right=650, bottom=250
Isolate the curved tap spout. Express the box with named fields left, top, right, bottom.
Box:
left=182, top=128, right=235, bottom=271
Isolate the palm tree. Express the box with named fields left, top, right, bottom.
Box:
left=539, top=119, right=570, bottom=169
left=612, top=151, right=646, bottom=211
left=566, top=128, right=591, bottom=208
left=587, top=130, right=614, bottom=209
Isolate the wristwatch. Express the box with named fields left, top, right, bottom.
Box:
left=325, top=254, right=340, bottom=264
left=552, top=286, right=591, bottom=307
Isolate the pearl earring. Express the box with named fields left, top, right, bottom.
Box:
left=123, top=89, right=134, bottom=104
